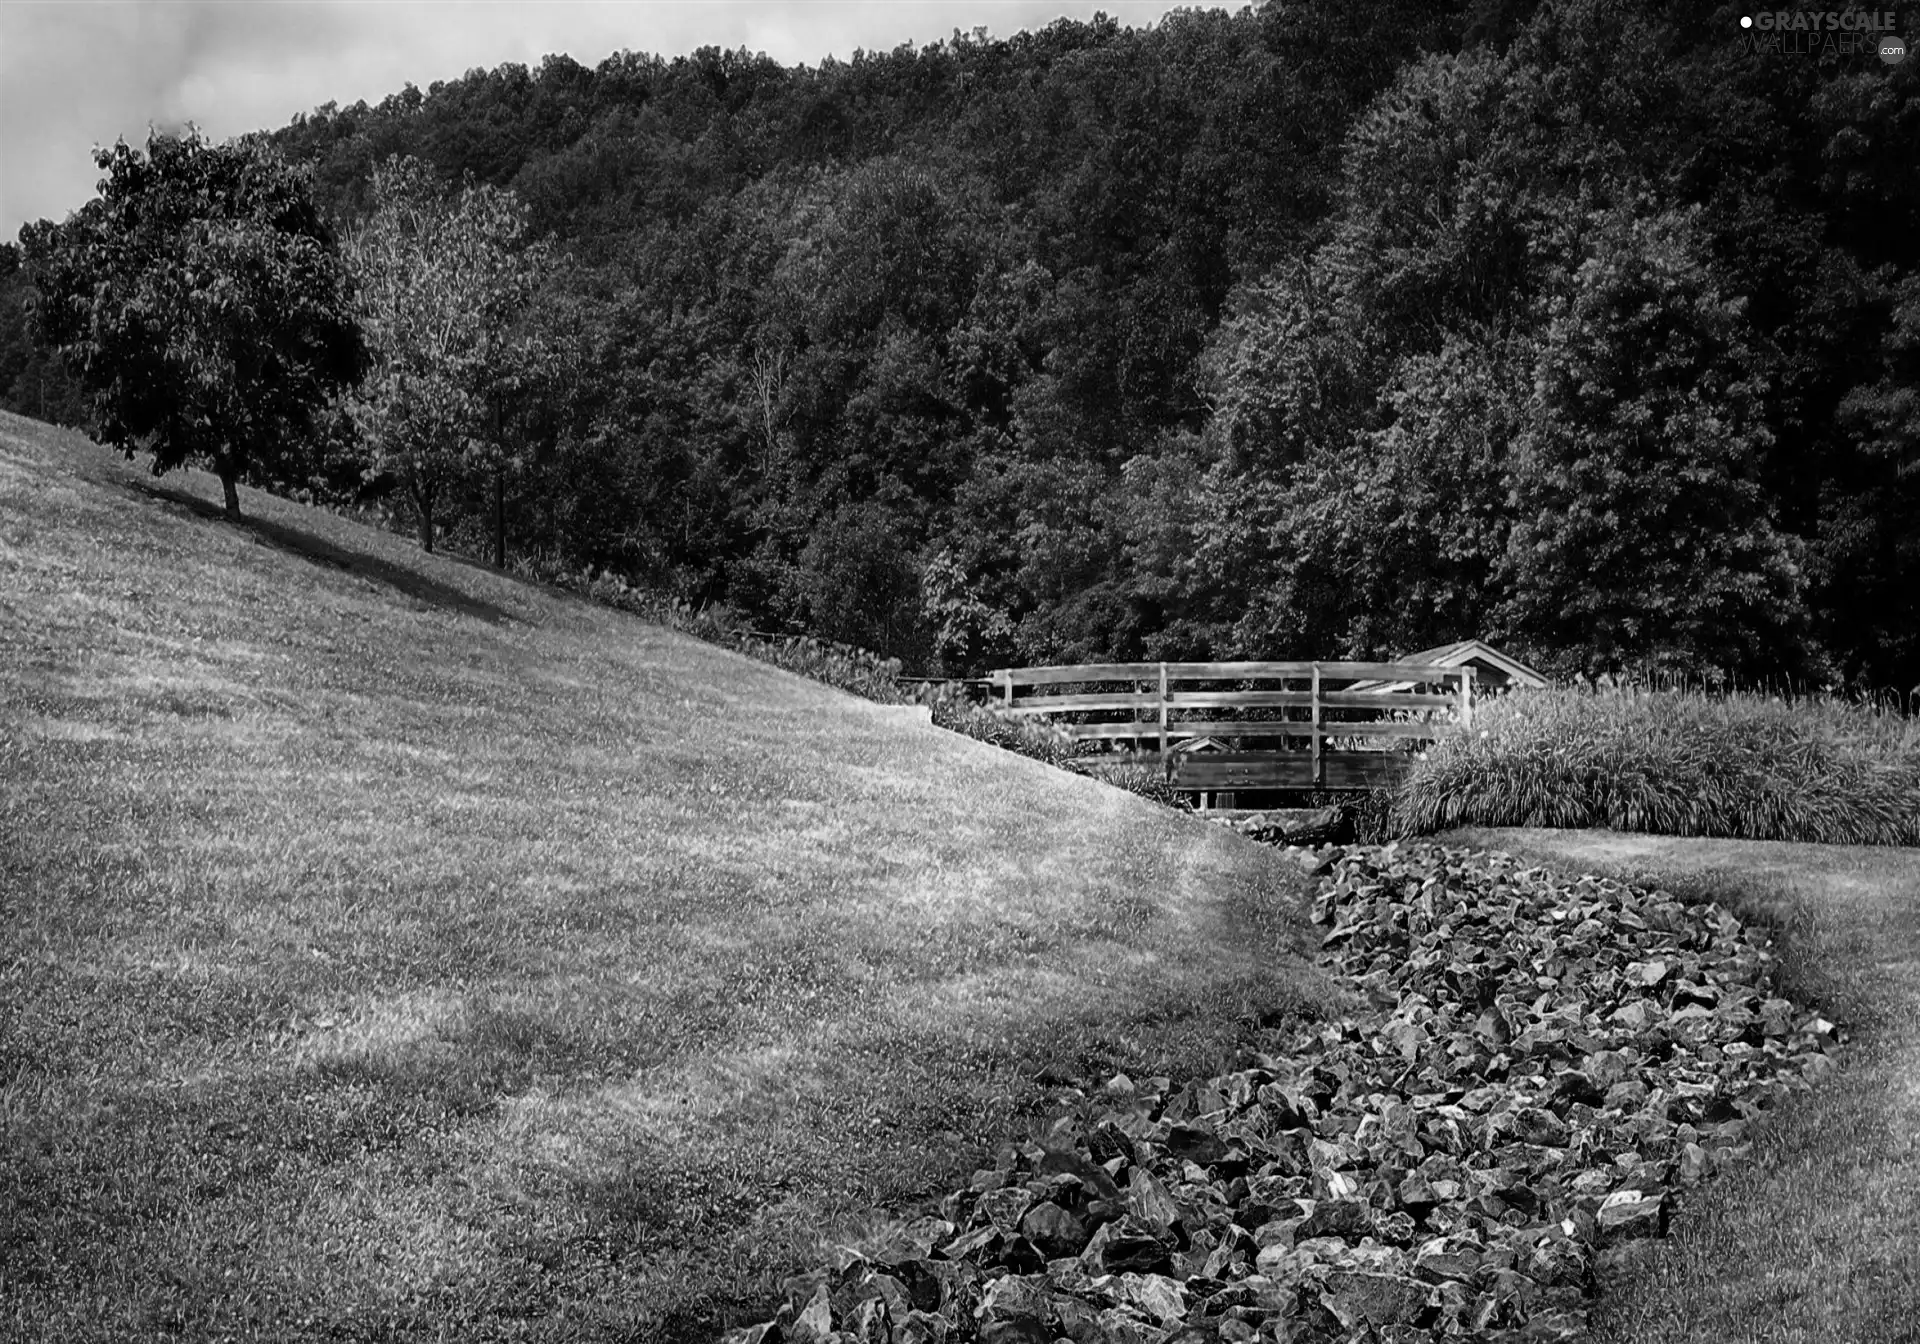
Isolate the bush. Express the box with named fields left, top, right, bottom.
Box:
left=910, top=680, right=1082, bottom=767
left=1389, top=686, right=1920, bottom=845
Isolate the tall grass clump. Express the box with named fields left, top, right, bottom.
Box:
left=1390, top=687, right=1920, bottom=845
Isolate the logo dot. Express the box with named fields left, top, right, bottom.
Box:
left=1740, top=14, right=1753, bottom=27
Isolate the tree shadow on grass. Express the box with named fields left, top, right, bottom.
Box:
left=128, top=479, right=518, bottom=626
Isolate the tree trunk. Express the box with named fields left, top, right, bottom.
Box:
left=418, top=496, right=435, bottom=554
left=219, top=467, right=241, bottom=520
left=493, top=467, right=505, bottom=570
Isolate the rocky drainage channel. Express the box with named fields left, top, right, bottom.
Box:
left=727, top=841, right=1842, bottom=1343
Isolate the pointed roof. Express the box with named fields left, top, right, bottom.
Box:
left=1346, top=638, right=1551, bottom=693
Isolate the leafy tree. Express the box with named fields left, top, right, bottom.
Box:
left=20, top=130, right=363, bottom=518
left=346, top=155, right=547, bottom=553
left=1499, top=207, right=1808, bottom=676
left=0, top=246, right=87, bottom=426
left=232, top=1, right=1920, bottom=687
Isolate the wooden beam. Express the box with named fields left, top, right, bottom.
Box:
left=1170, top=752, right=1414, bottom=791
left=1060, top=721, right=1437, bottom=743
left=1158, top=661, right=1169, bottom=776
left=1002, top=691, right=1162, bottom=714
left=986, top=659, right=1495, bottom=687
left=1311, top=662, right=1322, bottom=789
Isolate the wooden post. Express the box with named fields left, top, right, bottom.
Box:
left=1003, top=672, right=1014, bottom=709
left=1458, top=667, right=1474, bottom=729
left=1310, top=663, right=1323, bottom=789
left=1159, top=661, right=1170, bottom=779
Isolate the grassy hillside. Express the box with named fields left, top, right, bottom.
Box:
left=0, top=411, right=1340, bottom=1343
left=1449, top=828, right=1920, bottom=1344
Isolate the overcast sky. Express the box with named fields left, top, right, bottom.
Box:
left=0, top=0, right=1229, bottom=240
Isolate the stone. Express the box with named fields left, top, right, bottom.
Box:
left=1165, top=1124, right=1230, bottom=1167
left=793, top=1284, right=832, bottom=1339
left=976, top=1273, right=1049, bottom=1322
left=1082, top=1216, right=1173, bottom=1276
left=1412, top=1236, right=1482, bottom=1283
left=893, top=1309, right=951, bottom=1343
left=1112, top=1272, right=1190, bottom=1326
left=1320, top=1270, right=1433, bottom=1328
left=1596, top=1189, right=1666, bottom=1240
left=730, top=841, right=1837, bottom=1344
left=875, top=1217, right=955, bottom=1266
left=977, top=1185, right=1036, bottom=1231
left=1127, top=1167, right=1182, bottom=1235
left=1294, top=1199, right=1371, bottom=1240
left=1018, top=1201, right=1088, bottom=1260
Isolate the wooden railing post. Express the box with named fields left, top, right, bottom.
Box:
left=1310, top=662, right=1323, bottom=789
left=1003, top=671, right=1014, bottom=709
left=1458, top=667, right=1474, bottom=729
left=1158, top=661, right=1170, bottom=778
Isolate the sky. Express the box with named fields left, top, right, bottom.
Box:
left=0, top=0, right=1229, bottom=240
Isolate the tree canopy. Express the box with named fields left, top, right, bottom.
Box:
left=7, top=1, right=1918, bottom=689
left=345, top=155, right=547, bottom=553
left=20, top=130, right=362, bottom=518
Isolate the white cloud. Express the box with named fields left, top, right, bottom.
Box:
left=1, top=0, right=1224, bottom=239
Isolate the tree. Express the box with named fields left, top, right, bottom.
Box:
left=1499, top=206, right=1809, bottom=677
left=21, top=130, right=363, bottom=518
left=346, top=155, right=546, bottom=553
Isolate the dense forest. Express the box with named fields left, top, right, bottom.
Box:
left=6, top=0, right=1918, bottom=689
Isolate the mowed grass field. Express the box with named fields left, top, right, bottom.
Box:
left=1451, top=827, right=1920, bottom=1344
left=0, top=410, right=1342, bottom=1343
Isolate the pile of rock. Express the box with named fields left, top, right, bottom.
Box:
left=727, top=843, right=1841, bottom=1344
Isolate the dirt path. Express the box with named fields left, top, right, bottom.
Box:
left=1448, top=828, right=1920, bottom=1343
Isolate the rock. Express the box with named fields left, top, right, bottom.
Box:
left=1294, top=1199, right=1371, bottom=1239
left=1396, top=1170, right=1439, bottom=1213
left=976, top=1185, right=1035, bottom=1231
left=1514, top=1107, right=1572, bottom=1147
left=731, top=841, right=1838, bottom=1344
left=1127, top=1167, right=1182, bottom=1235
left=1165, top=1124, right=1230, bottom=1167
left=893, top=1308, right=951, bottom=1343
left=1596, top=1189, right=1667, bottom=1241
left=875, top=1217, right=955, bottom=1266
left=1320, top=1270, right=1433, bottom=1328
left=1083, top=1216, right=1174, bottom=1276
left=792, top=1284, right=832, bottom=1339
left=1019, top=1201, right=1089, bottom=1259
left=1412, top=1235, right=1483, bottom=1284
left=1112, top=1272, right=1190, bottom=1326
left=976, top=1273, right=1049, bottom=1322
left=1091, top=1306, right=1167, bottom=1344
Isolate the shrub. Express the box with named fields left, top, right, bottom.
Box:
left=1388, top=686, right=1920, bottom=845
left=910, top=680, right=1082, bottom=768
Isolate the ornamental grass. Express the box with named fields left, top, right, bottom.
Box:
left=1391, top=687, right=1920, bottom=846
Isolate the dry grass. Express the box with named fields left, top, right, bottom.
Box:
left=1447, top=827, right=1920, bottom=1344
left=0, top=411, right=1340, bottom=1343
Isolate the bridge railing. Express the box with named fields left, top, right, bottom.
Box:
left=983, top=660, right=1473, bottom=791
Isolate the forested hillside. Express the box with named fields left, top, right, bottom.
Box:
left=8, top=0, right=1918, bottom=689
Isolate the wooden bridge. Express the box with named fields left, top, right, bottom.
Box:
left=984, top=661, right=1473, bottom=800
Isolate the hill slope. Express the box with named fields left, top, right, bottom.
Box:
left=0, top=411, right=1338, bottom=1342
